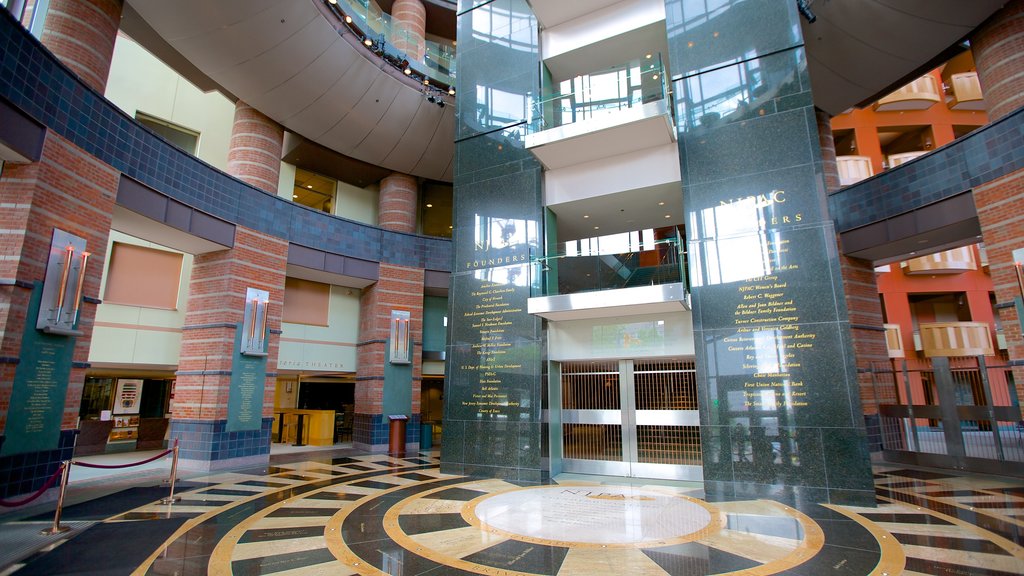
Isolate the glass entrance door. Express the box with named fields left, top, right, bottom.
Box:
left=559, top=359, right=702, bottom=480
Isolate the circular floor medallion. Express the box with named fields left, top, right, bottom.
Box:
left=468, top=485, right=716, bottom=546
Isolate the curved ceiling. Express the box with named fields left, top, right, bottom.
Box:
left=800, top=0, right=1006, bottom=115
left=126, top=0, right=455, bottom=182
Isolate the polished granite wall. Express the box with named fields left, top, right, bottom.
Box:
left=441, top=0, right=547, bottom=481
left=665, top=0, right=875, bottom=505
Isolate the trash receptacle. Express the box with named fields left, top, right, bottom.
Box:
left=420, top=422, right=433, bottom=450
left=388, top=415, right=408, bottom=457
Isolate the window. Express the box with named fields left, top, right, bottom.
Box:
left=283, top=277, right=330, bottom=326
left=136, top=113, right=199, bottom=155
left=293, top=169, right=336, bottom=213
left=104, top=242, right=183, bottom=309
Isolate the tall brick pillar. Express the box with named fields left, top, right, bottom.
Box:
left=227, top=101, right=284, bottom=195
left=0, top=135, right=118, bottom=498
left=171, top=228, right=288, bottom=470
left=818, top=108, right=890, bottom=450
left=40, top=0, right=122, bottom=93
left=379, top=172, right=419, bottom=233
left=971, top=0, right=1024, bottom=411
left=391, top=0, right=426, bottom=62
left=355, top=264, right=424, bottom=452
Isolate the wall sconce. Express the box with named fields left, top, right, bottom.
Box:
left=390, top=310, right=411, bottom=364
left=36, top=229, right=89, bottom=336
left=241, top=287, right=270, bottom=356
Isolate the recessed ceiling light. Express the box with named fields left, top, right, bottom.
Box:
left=448, top=87, right=456, bottom=95
left=329, top=0, right=337, bottom=4
left=652, top=74, right=659, bottom=80
left=658, top=201, right=665, bottom=206
left=594, top=226, right=599, bottom=230
left=665, top=214, right=671, bottom=218
left=306, top=184, right=313, bottom=189
left=345, top=15, right=352, bottom=24
left=645, top=54, right=652, bottom=59
left=292, top=194, right=298, bottom=199
left=583, top=215, right=590, bottom=219
left=426, top=203, right=433, bottom=208
left=449, top=225, right=453, bottom=229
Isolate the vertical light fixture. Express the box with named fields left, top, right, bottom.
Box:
left=390, top=310, right=411, bottom=364
left=241, top=287, right=270, bottom=356
left=37, top=229, right=88, bottom=335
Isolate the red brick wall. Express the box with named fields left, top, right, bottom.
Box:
left=378, top=173, right=418, bottom=233
left=0, top=133, right=118, bottom=432
left=174, top=227, right=288, bottom=421
left=973, top=168, right=1024, bottom=412
left=40, top=0, right=122, bottom=93
left=356, top=263, right=424, bottom=415
left=972, top=0, right=1024, bottom=122
left=226, top=102, right=284, bottom=195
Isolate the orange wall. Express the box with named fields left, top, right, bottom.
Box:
left=831, top=70, right=988, bottom=175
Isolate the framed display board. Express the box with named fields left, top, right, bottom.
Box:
left=112, top=378, right=142, bottom=415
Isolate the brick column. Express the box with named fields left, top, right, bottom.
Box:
left=391, top=0, right=426, bottom=62
left=171, top=227, right=288, bottom=470
left=39, top=0, right=122, bottom=93
left=818, top=108, right=890, bottom=448
left=379, top=172, right=419, bottom=233
left=972, top=0, right=1024, bottom=122
left=227, top=101, right=284, bottom=194
left=0, top=133, right=118, bottom=498
left=971, top=0, right=1024, bottom=413
left=355, top=264, right=424, bottom=452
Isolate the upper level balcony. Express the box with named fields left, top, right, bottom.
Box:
left=947, top=71, right=985, bottom=111
left=903, top=246, right=978, bottom=274
left=525, top=54, right=676, bottom=170
left=918, top=321, right=994, bottom=358
left=884, top=323, right=905, bottom=359
left=873, top=74, right=942, bottom=112
left=837, top=155, right=874, bottom=186
left=329, top=0, right=456, bottom=87
left=527, top=227, right=689, bottom=321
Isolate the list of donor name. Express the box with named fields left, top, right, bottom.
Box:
left=725, top=237, right=815, bottom=410
left=459, top=280, right=523, bottom=415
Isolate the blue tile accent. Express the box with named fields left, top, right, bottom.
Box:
left=831, top=108, right=1024, bottom=232
left=352, top=413, right=423, bottom=447
left=0, top=10, right=452, bottom=272
left=0, top=429, right=76, bottom=499
left=168, top=418, right=272, bottom=462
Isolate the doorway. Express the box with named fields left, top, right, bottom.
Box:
left=558, top=358, right=702, bottom=480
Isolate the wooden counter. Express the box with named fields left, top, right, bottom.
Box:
left=273, top=409, right=335, bottom=446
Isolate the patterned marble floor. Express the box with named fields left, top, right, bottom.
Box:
left=2, top=449, right=1023, bottom=575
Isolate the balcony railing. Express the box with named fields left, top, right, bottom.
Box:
left=529, top=54, right=671, bottom=134
left=531, top=229, right=685, bottom=298
left=873, top=74, right=942, bottom=112
left=903, top=246, right=977, bottom=274
left=329, top=0, right=456, bottom=86
left=948, top=72, right=985, bottom=111
left=919, top=322, right=994, bottom=358
left=888, top=151, right=928, bottom=167
left=884, top=323, right=905, bottom=359
left=837, top=155, right=873, bottom=186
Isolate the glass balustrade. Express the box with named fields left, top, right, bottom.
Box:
left=333, top=0, right=456, bottom=86
left=530, top=53, right=670, bottom=134
left=532, top=227, right=687, bottom=297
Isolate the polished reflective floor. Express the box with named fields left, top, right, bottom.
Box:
left=2, top=449, right=1023, bottom=575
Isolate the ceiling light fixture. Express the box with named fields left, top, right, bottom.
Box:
left=306, top=184, right=313, bottom=189
left=345, top=15, right=352, bottom=23
left=404, top=66, right=412, bottom=75
left=583, top=215, right=589, bottom=219
left=665, top=214, right=672, bottom=218
left=363, top=37, right=373, bottom=47
left=426, top=203, right=433, bottom=208
left=658, top=201, right=665, bottom=206
left=328, top=0, right=337, bottom=4
left=448, top=87, right=455, bottom=95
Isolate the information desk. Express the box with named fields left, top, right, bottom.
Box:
left=272, top=409, right=335, bottom=446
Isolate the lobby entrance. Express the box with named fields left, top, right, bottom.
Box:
left=558, top=358, right=702, bottom=480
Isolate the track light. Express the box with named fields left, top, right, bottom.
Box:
left=426, top=94, right=437, bottom=104
left=437, top=100, right=445, bottom=108
left=796, top=0, right=815, bottom=23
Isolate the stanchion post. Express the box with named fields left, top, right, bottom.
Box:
left=160, top=441, right=181, bottom=505
left=40, top=461, right=72, bottom=536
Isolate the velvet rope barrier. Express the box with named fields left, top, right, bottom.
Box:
left=72, top=447, right=173, bottom=469
left=0, top=462, right=66, bottom=508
